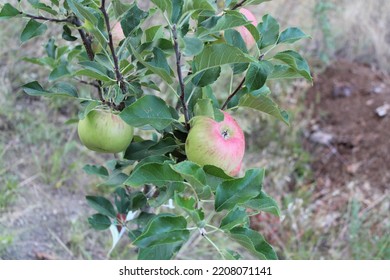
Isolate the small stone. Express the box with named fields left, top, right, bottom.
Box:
left=309, top=131, right=333, bottom=145
left=375, top=103, right=390, bottom=117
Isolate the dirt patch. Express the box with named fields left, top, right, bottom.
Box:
left=305, top=60, right=390, bottom=196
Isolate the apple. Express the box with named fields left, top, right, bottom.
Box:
left=185, top=111, right=245, bottom=176
left=78, top=109, right=134, bottom=153
left=111, top=22, right=125, bottom=46
left=236, top=8, right=258, bottom=49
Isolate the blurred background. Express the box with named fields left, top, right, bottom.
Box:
left=0, top=0, right=389, bottom=259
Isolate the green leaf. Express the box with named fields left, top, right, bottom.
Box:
left=151, top=0, right=172, bottom=13
left=268, top=64, right=303, bottom=80
left=224, top=28, right=248, bottom=53
left=0, top=3, right=20, bottom=19
left=20, top=19, right=48, bottom=43
left=215, top=168, right=264, bottom=212
left=145, top=25, right=164, bottom=42
left=193, top=43, right=256, bottom=72
left=74, top=69, right=114, bottom=82
left=86, top=196, right=116, bottom=218
left=88, top=214, right=111, bottom=230
left=174, top=193, right=204, bottom=226
left=120, top=95, right=174, bottom=130
left=245, top=0, right=272, bottom=5
left=192, top=67, right=221, bottom=87
left=238, top=90, right=290, bottom=125
left=171, top=161, right=211, bottom=199
left=133, top=214, right=189, bottom=249
left=278, top=27, right=310, bottom=44
left=224, top=28, right=249, bottom=74
left=78, top=100, right=100, bottom=120
left=244, top=191, right=281, bottom=217
left=273, top=50, right=312, bottom=82
left=203, top=165, right=232, bottom=191
left=66, top=0, right=97, bottom=24
left=62, top=25, right=78, bottom=41
left=129, top=42, right=173, bottom=83
left=183, top=36, right=204, bottom=56
left=198, top=11, right=248, bottom=37
left=193, top=98, right=214, bottom=118
left=49, top=64, right=70, bottom=81
left=125, top=137, right=178, bottom=160
left=171, top=0, right=183, bottom=24
left=245, top=61, right=273, bottom=91
left=257, top=14, right=279, bottom=49
left=112, top=0, right=131, bottom=18
left=31, top=3, right=58, bottom=16
left=149, top=47, right=172, bottom=78
left=83, top=164, right=109, bottom=178
left=45, top=38, right=57, bottom=59
left=22, top=81, right=78, bottom=98
left=120, top=3, right=148, bottom=37
left=183, top=0, right=215, bottom=12
left=125, top=162, right=182, bottom=187
left=138, top=243, right=183, bottom=260
left=229, top=226, right=277, bottom=260
left=220, top=207, right=249, bottom=231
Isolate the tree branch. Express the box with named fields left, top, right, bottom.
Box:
left=99, top=0, right=126, bottom=95
left=22, top=12, right=71, bottom=23
left=221, top=77, right=246, bottom=110
left=232, top=0, right=247, bottom=10
left=172, top=24, right=190, bottom=130
left=22, top=12, right=105, bottom=101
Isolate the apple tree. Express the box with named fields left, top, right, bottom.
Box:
left=0, top=0, right=311, bottom=259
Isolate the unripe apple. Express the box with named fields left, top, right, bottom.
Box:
left=78, top=109, right=134, bottom=153
left=111, top=22, right=125, bottom=46
left=185, top=111, right=245, bottom=176
left=236, top=8, right=258, bottom=49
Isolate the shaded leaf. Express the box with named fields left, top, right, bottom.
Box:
left=274, top=50, right=312, bottom=82
left=21, top=19, right=48, bottom=43
left=229, top=226, right=278, bottom=260
left=86, top=196, right=116, bottom=218
left=120, top=95, right=174, bottom=130
left=244, top=191, right=281, bottom=217
left=133, top=214, right=189, bottom=248
left=215, top=168, right=264, bottom=212
left=257, top=14, right=279, bottom=49
left=278, top=27, right=310, bottom=44
left=125, top=162, right=182, bottom=187
left=88, top=214, right=111, bottom=230
left=238, top=90, right=290, bottom=125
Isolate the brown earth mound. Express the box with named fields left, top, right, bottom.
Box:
left=305, top=60, right=390, bottom=194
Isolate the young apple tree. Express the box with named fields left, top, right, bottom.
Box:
left=0, top=0, right=312, bottom=259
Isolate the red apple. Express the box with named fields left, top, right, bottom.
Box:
left=111, top=22, right=125, bottom=46
left=185, top=111, right=245, bottom=176
left=236, top=8, right=258, bottom=49
left=78, top=109, right=134, bottom=153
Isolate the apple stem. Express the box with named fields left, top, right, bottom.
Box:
left=172, top=24, right=190, bottom=130
left=221, top=77, right=246, bottom=110
left=100, top=0, right=127, bottom=96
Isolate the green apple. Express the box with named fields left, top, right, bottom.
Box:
left=78, top=109, right=134, bottom=153
left=185, top=111, right=245, bottom=176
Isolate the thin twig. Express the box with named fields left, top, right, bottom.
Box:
left=232, top=0, right=247, bottom=10
left=22, top=12, right=71, bottom=23
left=221, top=77, right=246, bottom=110
left=100, top=0, right=126, bottom=94
left=172, top=24, right=190, bottom=130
